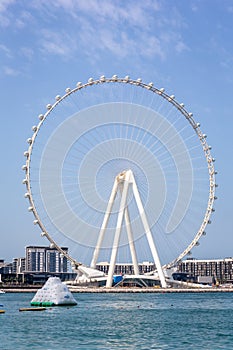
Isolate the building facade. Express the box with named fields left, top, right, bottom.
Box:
left=96, top=258, right=233, bottom=284
left=12, top=257, right=26, bottom=274
left=25, top=246, right=68, bottom=273
left=96, top=261, right=156, bottom=275
left=0, top=259, right=12, bottom=274
left=177, top=258, right=233, bottom=284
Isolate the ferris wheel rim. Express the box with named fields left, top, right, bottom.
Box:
left=22, top=75, right=217, bottom=269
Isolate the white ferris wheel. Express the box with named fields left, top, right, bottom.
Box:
left=22, top=75, right=217, bottom=287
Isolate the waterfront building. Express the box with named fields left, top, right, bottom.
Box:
left=25, top=246, right=68, bottom=273
left=96, top=258, right=233, bottom=285
left=96, top=261, right=156, bottom=275
left=177, top=258, right=233, bottom=284
left=0, top=259, right=13, bottom=274
left=2, top=250, right=233, bottom=286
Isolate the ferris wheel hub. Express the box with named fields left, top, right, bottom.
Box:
left=117, top=170, right=127, bottom=181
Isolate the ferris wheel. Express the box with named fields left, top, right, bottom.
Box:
left=22, top=75, right=217, bottom=287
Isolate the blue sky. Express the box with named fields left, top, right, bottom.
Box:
left=0, top=0, right=232, bottom=263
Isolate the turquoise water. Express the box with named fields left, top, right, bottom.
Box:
left=1, top=292, right=233, bottom=349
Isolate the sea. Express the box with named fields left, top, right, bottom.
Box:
left=0, top=291, right=233, bottom=349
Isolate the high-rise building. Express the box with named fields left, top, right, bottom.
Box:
left=25, top=246, right=68, bottom=273
left=12, top=257, right=26, bottom=273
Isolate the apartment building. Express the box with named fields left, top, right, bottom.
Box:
left=25, top=246, right=68, bottom=273
left=177, top=258, right=233, bottom=284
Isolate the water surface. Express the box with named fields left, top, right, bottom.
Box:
left=0, top=292, right=233, bottom=349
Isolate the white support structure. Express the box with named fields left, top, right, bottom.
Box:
left=124, top=207, right=140, bottom=275
left=91, top=169, right=167, bottom=288
left=90, top=177, right=118, bottom=269
left=130, top=171, right=167, bottom=288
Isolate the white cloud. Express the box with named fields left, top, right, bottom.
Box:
left=1, top=1, right=189, bottom=63
left=0, top=0, right=15, bottom=27
left=15, top=10, right=34, bottom=28
left=59, top=1, right=169, bottom=60
left=175, top=41, right=190, bottom=54
left=39, top=30, right=77, bottom=58
left=52, top=0, right=157, bottom=25
left=0, top=0, right=15, bottom=12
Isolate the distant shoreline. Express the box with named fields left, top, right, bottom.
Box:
left=2, top=287, right=233, bottom=293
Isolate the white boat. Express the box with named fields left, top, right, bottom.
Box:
left=0, top=290, right=5, bottom=294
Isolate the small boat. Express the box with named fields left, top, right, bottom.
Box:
left=0, top=290, right=5, bottom=294
left=0, top=310, right=5, bottom=314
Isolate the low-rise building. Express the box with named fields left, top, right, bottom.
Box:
left=177, top=258, right=233, bottom=284
left=96, top=261, right=156, bottom=275
left=0, top=259, right=13, bottom=274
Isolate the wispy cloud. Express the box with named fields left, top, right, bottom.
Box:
left=39, top=29, right=77, bottom=59
left=175, top=40, right=190, bottom=54
left=0, top=0, right=15, bottom=12
left=1, top=0, right=188, bottom=64
left=0, top=44, right=12, bottom=58
left=15, top=10, right=34, bottom=29
left=0, top=0, right=15, bottom=27
left=52, top=0, right=160, bottom=27
left=46, top=0, right=184, bottom=61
